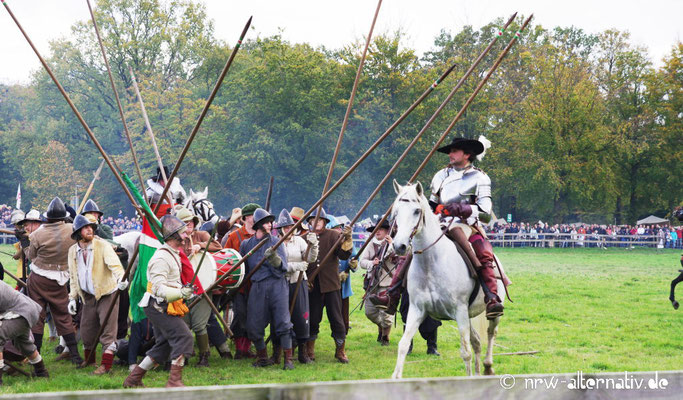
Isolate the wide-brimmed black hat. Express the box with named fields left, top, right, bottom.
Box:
left=436, top=137, right=484, bottom=156
left=366, top=219, right=391, bottom=233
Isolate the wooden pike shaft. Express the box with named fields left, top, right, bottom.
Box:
left=308, top=12, right=522, bottom=283
left=128, top=66, right=174, bottom=206
left=154, top=16, right=252, bottom=214
left=311, top=0, right=383, bottom=230
left=86, top=0, right=148, bottom=205
left=1, top=264, right=27, bottom=289
left=356, top=14, right=533, bottom=259
left=202, top=292, right=233, bottom=338
left=77, top=159, right=105, bottom=214
left=297, top=0, right=382, bottom=306
left=1, top=1, right=146, bottom=219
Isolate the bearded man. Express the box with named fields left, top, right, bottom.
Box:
left=67, top=215, right=127, bottom=374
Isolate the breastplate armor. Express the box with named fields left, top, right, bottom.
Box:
left=429, top=166, right=492, bottom=223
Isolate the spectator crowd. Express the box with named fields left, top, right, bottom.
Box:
left=487, top=221, right=683, bottom=249
left=3, top=204, right=682, bottom=248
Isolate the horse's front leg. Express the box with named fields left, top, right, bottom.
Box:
left=670, top=269, right=683, bottom=310
left=392, top=305, right=425, bottom=379
left=454, top=306, right=472, bottom=376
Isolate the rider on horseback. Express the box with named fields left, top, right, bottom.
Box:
left=370, top=136, right=505, bottom=320
left=430, top=136, right=503, bottom=320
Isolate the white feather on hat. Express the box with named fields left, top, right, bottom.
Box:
left=477, top=135, right=492, bottom=161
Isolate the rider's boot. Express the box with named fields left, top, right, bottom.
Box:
left=368, top=254, right=412, bottom=315
left=470, top=234, right=504, bottom=320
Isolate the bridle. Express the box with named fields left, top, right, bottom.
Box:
left=192, top=198, right=216, bottom=223
left=397, top=196, right=452, bottom=255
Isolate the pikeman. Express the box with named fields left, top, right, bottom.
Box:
left=80, top=199, right=130, bottom=340
left=289, top=207, right=308, bottom=236
left=371, top=136, right=507, bottom=320
left=272, top=209, right=318, bottom=364
left=224, top=203, right=260, bottom=359
left=174, top=205, right=221, bottom=367
left=359, top=219, right=395, bottom=346
left=305, top=208, right=353, bottom=363
left=240, top=208, right=294, bottom=369
left=0, top=281, right=49, bottom=384
left=123, top=215, right=194, bottom=388
left=67, top=215, right=127, bottom=374
left=23, top=197, right=83, bottom=364
left=13, top=210, right=44, bottom=285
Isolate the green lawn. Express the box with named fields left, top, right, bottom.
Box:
left=0, top=245, right=681, bottom=393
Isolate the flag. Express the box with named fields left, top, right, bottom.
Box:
left=129, top=203, right=172, bottom=323
left=16, top=184, right=21, bottom=210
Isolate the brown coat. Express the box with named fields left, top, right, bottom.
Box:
left=26, top=221, right=76, bottom=271
left=307, top=228, right=351, bottom=293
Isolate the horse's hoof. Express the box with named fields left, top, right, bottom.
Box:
left=484, top=366, right=495, bottom=375
left=673, top=300, right=680, bottom=310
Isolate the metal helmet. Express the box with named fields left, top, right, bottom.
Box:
left=306, top=207, right=329, bottom=224
left=276, top=208, right=295, bottom=228
left=81, top=199, right=103, bottom=217
left=252, top=208, right=275, bottom=231
left=46, top=197, right=67, bottom=220
left=71, top=214, right=98, bottom=240
left=10, top=210, right=25, bottom=226
left=160, top=215, right=187, bottom=241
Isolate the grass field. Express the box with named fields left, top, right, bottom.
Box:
left=0, top=245, right=681, bottom=394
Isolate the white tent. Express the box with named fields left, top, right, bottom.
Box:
left=636, top=215, right=669, bottom=225
left=336, top=215, right=351, bottom=225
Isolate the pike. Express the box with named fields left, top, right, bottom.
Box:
left=356, top=14, right=534, bottom=260
left=305, top=13, right=524, bottom=290
left=76, top=159, right=105, bottom=214
left=294, top=0, right=383, bottom=309
left=0, top=261, right=27, bottom=289
left=86, top=0, right=148, bottom=204
left=2, top=0, right=154, bottom=224
left=265, top=176, right=274, bottom=213
left=128, top=65, right=174, bottom=207
left=154, top=16, right=252, bottom=214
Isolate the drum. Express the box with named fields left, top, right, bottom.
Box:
left=212, top=248, right=244, bottom=289
left=190, top=251, right=217, bottom=291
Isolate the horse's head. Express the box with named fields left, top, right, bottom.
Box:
left=391, top=179, right=429, bottom=255
left=187, top=186, right=217, bottom=224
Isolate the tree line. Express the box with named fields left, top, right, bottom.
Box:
left=0, top=0, right=680, bottom=224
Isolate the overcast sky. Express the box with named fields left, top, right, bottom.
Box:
left=1, top=0, right=681, bottom=85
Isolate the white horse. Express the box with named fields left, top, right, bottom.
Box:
left=184, top=187, right=220, bottom=225
left=113, top=230, right=141, bottom=273
left=390, top=180, right=503, bottom=378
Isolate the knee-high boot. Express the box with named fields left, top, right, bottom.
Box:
left=470, top=235, right=504, bottom=319
left=368, top=254, right=412, bottom=314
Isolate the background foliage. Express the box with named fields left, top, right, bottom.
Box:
left=0, top=0, right=680, bottom=223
